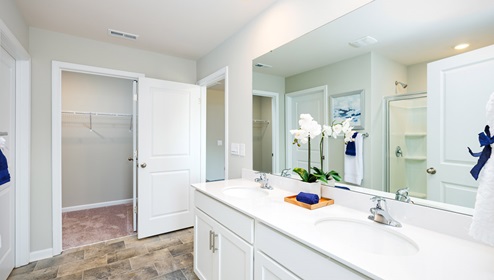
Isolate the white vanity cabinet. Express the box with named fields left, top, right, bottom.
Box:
left=194, top=191, right=254, bottom=280
left=255, top=223, right=371, bottom=280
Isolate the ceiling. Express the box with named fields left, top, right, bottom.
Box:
left=253, top=0, right=494, bottom=77
left=15, top=0, right=278, bottom=60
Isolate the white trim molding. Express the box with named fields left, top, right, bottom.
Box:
left=0, top=18, right=32, bottom=267
left=197, top=66, right=229, bottom=182
left=62, top=198, right=133, bottom=213
left=52, top=61, right=144, bottom=256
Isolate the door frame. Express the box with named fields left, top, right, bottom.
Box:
left=0, top=19, right=31, bottom=266
left=252, top=90, right=280, bottom=173
left=197, top=67, right=229, bottom=182
left=51, top=61, right=144, bottom=256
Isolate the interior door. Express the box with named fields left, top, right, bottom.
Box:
left=137, top=78, right=200, bottom=239
left=0, top=47, right=15, bottom=280
left=286, top=86, right=328, bottom=173
left=427, top=45, right=494, bottom=208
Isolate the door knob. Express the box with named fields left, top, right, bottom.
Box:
left=140, top=163, right=147, bottom=168
left=426, top=167, right=436, bottom=174
left=128, top=156, right=133, bottom=162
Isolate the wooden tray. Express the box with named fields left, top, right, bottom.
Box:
left=284, top=195, right=334, bottom=210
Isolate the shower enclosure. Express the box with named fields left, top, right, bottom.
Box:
left=384, top=92, right=427, bottom=199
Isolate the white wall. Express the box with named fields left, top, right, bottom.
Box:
left=370, top=52, right=407, bottom=190
left=407, top=62, right=428, bottom=93
left=252, top=95, right=273, bottom=173
left=29, top=27, right=196, bottom=253
left=197, top=0, right=374, bottom=179
left=61, top=72, right=133, bottom=208
left=0, top=0, right=29, bottom=50
left=206, top=89, right=225, bottom=181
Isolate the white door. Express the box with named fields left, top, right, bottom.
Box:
left=0, top=47, right=15, bottom=280
left=427, top=44, right=494, bottom=208
left=132, top=81, right=138, bottom=231
left=286, top=86, right=328, bottom=173
left=137, top=78, right=200, bottom=239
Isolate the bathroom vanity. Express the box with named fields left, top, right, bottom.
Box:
left=191, top=172, right=494, bottom=279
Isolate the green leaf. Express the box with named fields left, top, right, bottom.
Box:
left=293, top=167, right=309, bottom=182
left=327, top=170, right=342, bottom=182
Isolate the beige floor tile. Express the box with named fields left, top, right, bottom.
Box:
left=168, top=242, right=193, bottom=257
left=108, top=265, right=159, bottom=280
left=57, top=255, right=107, bottom=277
left=107, top=246, right=149, bottom=263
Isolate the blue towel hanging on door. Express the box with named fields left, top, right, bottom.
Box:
left=0, top=149, right=10, bottom=185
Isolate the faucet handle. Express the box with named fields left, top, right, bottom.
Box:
left=370, top=196, right=387, bottom=209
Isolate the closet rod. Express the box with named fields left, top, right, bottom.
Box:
left=62, top=110, right=132, bottom=117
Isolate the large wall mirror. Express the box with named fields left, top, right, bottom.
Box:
left=252, top=0, right=494, bottom=214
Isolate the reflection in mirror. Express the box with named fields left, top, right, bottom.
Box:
left=252, top=0, right=494, bottom=213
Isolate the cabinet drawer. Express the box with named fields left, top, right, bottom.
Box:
left=256, top=223, right=371, bottom=280
left=195, top=190, right=254, bottom=244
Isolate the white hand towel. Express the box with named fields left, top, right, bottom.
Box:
left=469, top=92, right=494, bottom=245
left=344, top=133, right=363, bottom=185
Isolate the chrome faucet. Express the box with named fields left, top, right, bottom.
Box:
left=395, top=187, right=411, bottom=203
left=280, top=168, right=291, bottom=177
left=368, top=196, right=402, bottom=227
left=255, top=172, right=273, bottom=190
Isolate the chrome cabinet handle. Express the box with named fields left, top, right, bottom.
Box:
left=426, top=167, right=436, bottom=174
left=212, top=232, right=218, bottom=253
left=209, top=230, right=213, bottom=251
left=140, top=163, right=147, bottom=168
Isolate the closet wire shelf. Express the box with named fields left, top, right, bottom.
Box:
left=62, top=111, right=133, bottom=132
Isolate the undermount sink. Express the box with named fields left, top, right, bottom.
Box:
left=315, top=218, right=419, bottom=256
left=222, top=186, right=269, bottom=199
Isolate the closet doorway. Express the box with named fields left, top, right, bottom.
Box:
left=61, top=71, right=135, bottom=249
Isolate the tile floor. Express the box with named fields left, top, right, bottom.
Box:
left=63, top=204, right=135, bottom=250
left=8, top=228, right=199, bottom=280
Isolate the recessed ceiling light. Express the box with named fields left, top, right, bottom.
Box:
left=454, top=43, right=470, bottom=50
left=349, top=36, right=378, bottom=48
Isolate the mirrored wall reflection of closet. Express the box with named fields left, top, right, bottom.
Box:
left=61, top=71, right=134, bottom=249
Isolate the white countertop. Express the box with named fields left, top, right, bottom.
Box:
left=192, top=178, right=494, bottom=280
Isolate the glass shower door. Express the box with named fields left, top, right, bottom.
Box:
left=385, top=93, right=427, bottom=199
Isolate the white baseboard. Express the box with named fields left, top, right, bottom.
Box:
left=29, top=248, right=54, bottom=262
left=62, top=198, right=133, bottom=213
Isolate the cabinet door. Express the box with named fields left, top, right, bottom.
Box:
left=216, top=221, right=253, bottom=280
left=194, top=210, right=215, bottom=280
left=255, top=251, right=301, bottom=280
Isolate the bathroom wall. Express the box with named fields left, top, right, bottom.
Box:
left=206, top=88, right=226, bottom=181
left=0, top=0, right=28, bottom=50
left=61, top=71, right=133, bottom=208
left=407, top=62, right=427, bottom=93
left=29, top=27, right=197, bottom=253
left=197, top=0, right=373, bottom=179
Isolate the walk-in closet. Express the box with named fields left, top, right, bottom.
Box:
left=61, top=71, right=135, bottom=249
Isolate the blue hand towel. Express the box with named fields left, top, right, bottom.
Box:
left=345, top=132, right=359, bottom=156
left=0, top=149, right=10, bottom=186
left=296, top=192, right=319, bottom=205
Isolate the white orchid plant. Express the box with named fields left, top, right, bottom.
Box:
left=290, top=114, right=355, bottom=183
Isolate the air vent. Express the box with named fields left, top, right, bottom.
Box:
left=108, top=29, right=139, bottom=40
left=349, top=36, right=378, bottom=48
left=254, top=63, right=272, bottom=68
